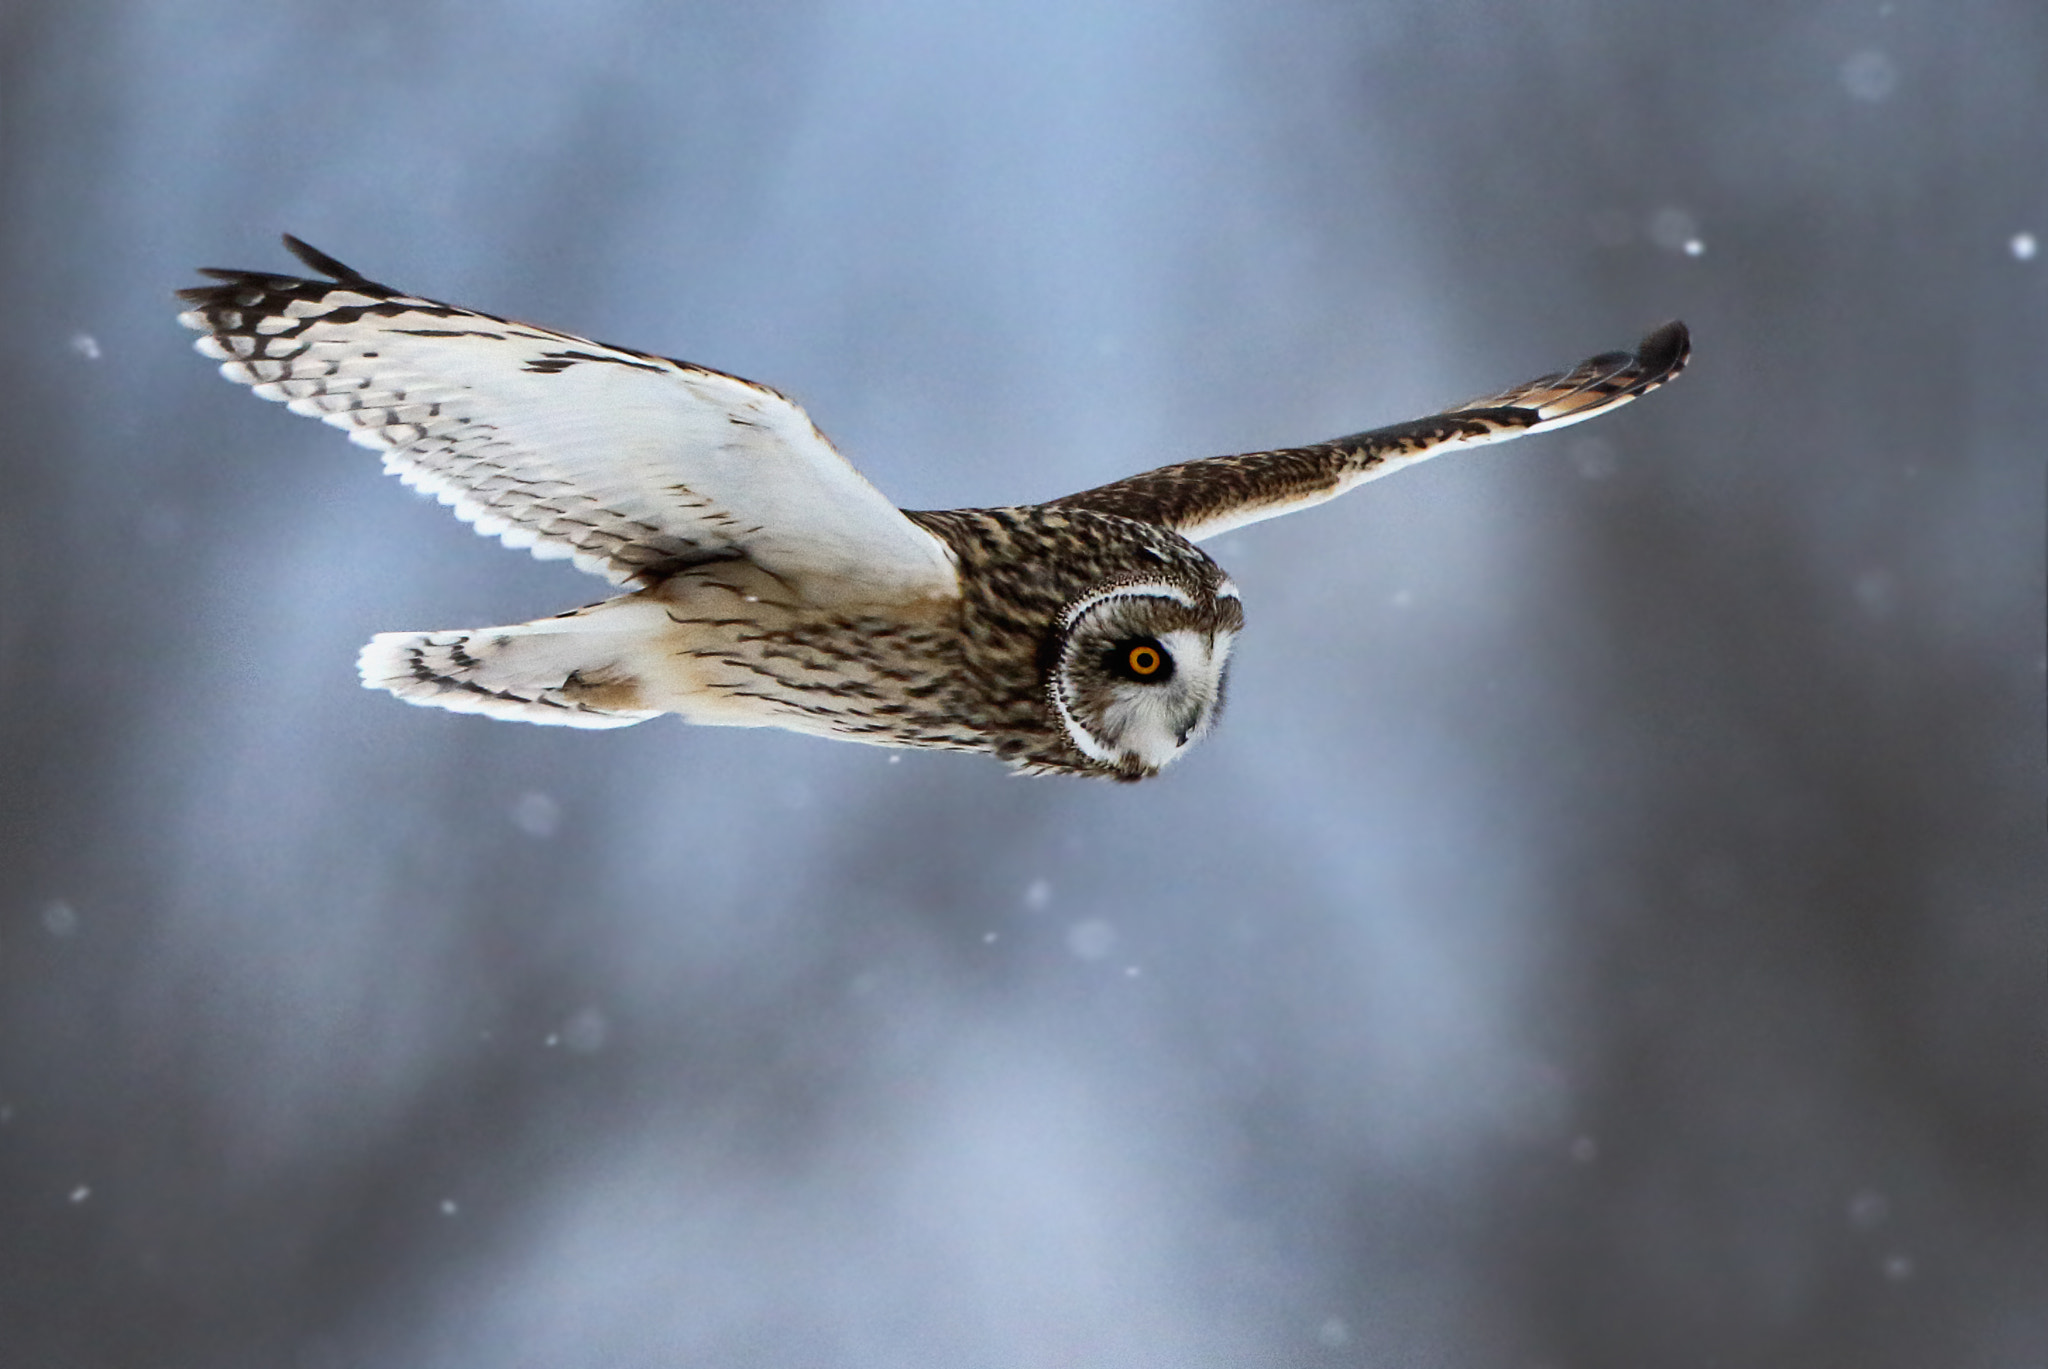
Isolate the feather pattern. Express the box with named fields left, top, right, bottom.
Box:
left=1051, top=320, right=1691, bottom=540
left=176, top=236, right=960, bottom=605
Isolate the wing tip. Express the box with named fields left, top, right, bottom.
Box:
left=280, top=233, right=369, bottom=284
left=176, top=234, right=391, bottom=306
left=1635, top=319, right=1690, bottom=386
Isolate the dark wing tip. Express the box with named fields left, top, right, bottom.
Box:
left=177, top=235, right=398, bottom=306
left=175, top=273, right=243, bottom=303
left=280, top=233, right=368, bottom=283
left=1635, top=319, right=1690, bottom=384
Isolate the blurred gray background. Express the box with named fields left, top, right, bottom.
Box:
left=2, top=3, right=2042, bottom=1366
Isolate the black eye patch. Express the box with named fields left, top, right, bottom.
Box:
left=1104, top=636, right=1174, bottom=683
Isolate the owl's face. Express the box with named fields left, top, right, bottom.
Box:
left=1048, top=581, right=1245, bottom=780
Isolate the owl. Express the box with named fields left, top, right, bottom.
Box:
left=178, top=236, right=1688, bottom=780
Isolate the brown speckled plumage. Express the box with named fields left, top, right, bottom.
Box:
left=903, top=507, right=1238, bottom=774
left=1051, top=320, right=1689, bottom=539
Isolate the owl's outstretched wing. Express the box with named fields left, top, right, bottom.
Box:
left=1052, top=321, right=1690, bottom=541
left=177, top=236, right=959, bottom=605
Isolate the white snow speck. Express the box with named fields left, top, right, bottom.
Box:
left=1569, top=435, right=1619, bottom=480
left=2012, top=232, right=2038, bottom=261
left=510, top=790, right=560, bottom=838
left=1848, top=1190, right=1891, bottom=1231
left=1854, top=568, right=1895, bottom=620
left=1122, top=964, right=1142, bottom=978
left=69, top=333, right=101, bottom=360
left=886, top=754, right=902, bottom=764
left=1065, top=919, right=1117, bottom=961
left=439, top=1199, right=459, bottom=1216
left=1649, top=207, right=1700, bottom=254
left=1882, top=1252, right=1915, bottom=1281
left=560, top=1007, right=609, bottom=1054
left=1022, top=878, right=1052, bottom=911
left=1683, top=238, right=1705, bottom=257
left=41, top=900, right=79, bottom=938
left=982, top=930, right=999, bottom=944
left=1841, top=50, right=1899, bottom=102
left=68, top=1185, right=91, bottom=1204
left=1388, top=587, right=1414, bottom=609
left=1316, top=1317, right=1352, bottom=1349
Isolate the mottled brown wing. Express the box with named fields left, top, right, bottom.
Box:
left=1052, top=321, right=1690, bottom=541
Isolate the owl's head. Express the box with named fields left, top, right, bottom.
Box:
left=1048, top=580, right=1244, bottom=780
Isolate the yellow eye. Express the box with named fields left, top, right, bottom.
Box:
left=1103, top=636, right=1174, bottom=683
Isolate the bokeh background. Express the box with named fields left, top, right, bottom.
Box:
left=2, top=3, right=2042, bottom=1366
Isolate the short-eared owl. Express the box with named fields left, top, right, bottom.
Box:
left=179, top=237, right=1688, bottom=780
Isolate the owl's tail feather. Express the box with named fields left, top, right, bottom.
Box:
left=357, top=615, right=663, bottom=729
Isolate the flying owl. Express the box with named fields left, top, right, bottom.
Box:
left=178, top=236, right=1688, bottom=780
